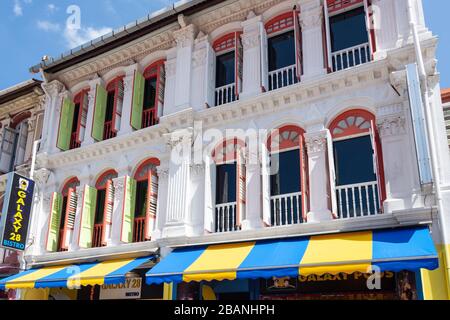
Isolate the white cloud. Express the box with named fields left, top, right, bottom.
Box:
left=13, top=0, right=23, bottom=16
left=64, top=26, right=112, bottom=48
left=37, top=20, right=60, bottom=32
left=47, top=4, right=57, bottom=13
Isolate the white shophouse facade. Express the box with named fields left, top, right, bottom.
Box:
left=18, top=0, right=450, bottom=299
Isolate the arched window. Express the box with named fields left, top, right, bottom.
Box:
left=58, top=177, right=80, bottom=251
left=133, top=158, right=160, bottom=243
left=105, top=77, right=124, bottom=140
left=212, top=32, right=242, bottom=106
left=325, top=0, right=375, bottom=72
left=131, top=61, right=166, bottom=130
left=264, top=125, right=307, bottom=226
left=329, top=109, right=385, bottom=219
left=56, top=89, right=89, bottom=151
left=264, top=9, right=302, bottom=91
left=92, top=169, right=118, bottom=248
left=208, top=138, right=246, bottom=233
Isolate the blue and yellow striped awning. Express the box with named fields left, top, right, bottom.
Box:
left=0, top=256, right=154, bottom=290
left=146, top=227, right=438, bottom=284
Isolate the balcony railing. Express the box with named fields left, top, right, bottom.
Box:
left=268, top=64, right=299, bottom=91
left=92, top=223, right=104, bottom=248
left=214, top=202, right=240, bottom=233
left=270, top=192, right=304, bottom=227
left=335, top=181, right=380, bottom=219
left=331, top=42, right=371, bottom=72
left=215, top=83, right=237, bottom=107
left=133, top=216, right=146, bottom=243
left=142, top=108, right=158, bottom=129
left=103, top=121, right=116, bottom=140
left=70, top=132, right=81, bottom=150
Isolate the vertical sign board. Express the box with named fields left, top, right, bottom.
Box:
left=406, top=63, right=433, bottom=185
left=0, top=172, right=35, bottom=251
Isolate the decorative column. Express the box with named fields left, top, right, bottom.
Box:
left=299, top=0, right=327, bottom=80
left=377, top=104, right=420, bottom=212
left=189, top=163, right=205, bottom=236
left=161, top=129, right=193, bottom=238
left=28, top=168, right=51, bottom=256
left=241, top=11, right=264, bottom=99
left=162, top=48, right=177, bottom=116
left=305, top=129, right=333, bottom=222
left=40, top=81, right=65, bottom=154
left=82, top=77, right=104, bottom=147
left=242, top=151, right=264, bottom=230
left=118, top=64, right=138, bottom=137
left=173, top=24, right=197, bottom=111
left=191, top=33, right=208, bottom=111
left=109, top=176, right=125, bottom=246
left=152, top=164, right=169, bottom=240
left=23, top=116, right=36, bottom=163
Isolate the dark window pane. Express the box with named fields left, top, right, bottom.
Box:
left=105, top=91, right=115, bottom=122
left=330, top=6, right=368, bottom=52
left=95, top=189, right=106, bottom=224
left=135, top=180, right=148, bottom=217
left=60, top=196, right=68, bottom=230
left=72, top=103, right=80, bottom=133
left=268, top=31, right=296, bottom=72
left=216, top=163, right=237, bottom=204
left=333, top=135, right=376, bottom=186
left=216, top=51, right=235, bottom=88
left=144, top=77, right=157, bottom=110
left=270, top=149, right=301, bottom=196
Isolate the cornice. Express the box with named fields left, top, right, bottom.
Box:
left=0, top=92, right=44, bottom=120
left=37, top=123, right=170, bottom=169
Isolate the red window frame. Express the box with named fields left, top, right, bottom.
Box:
left=58, top=177, right=80, bottom=252
left=133, top=158, right=161, bottom=242
left=267, top=125, right=308, bottom=221
left=213, top=32, right=243, bottom=103
left=329, top=109, right=386, bottom=204
left=142, top=60, right=165, bottom=128
left=94, top=169, right=118, bottom=247
left=327, top=0, right=364, bottom=14
left=105, top=76, right=125, bottom=138
left=71, top=89, right=89, bottom=148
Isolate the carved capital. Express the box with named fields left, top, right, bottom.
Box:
left=389, top=69, right=407, bottom=94
left=241, top=31, right=260, bottom=49
left=305, top=131, right=327, bottom=154
left=165, top=60, right=176, bottom=78
left=123, top=75, right=134, bottom=93
left=112, top=177, right=124, bottom=196
left=377, top=115, right=407, bottom=138
left=190, top=164, right=205, bottom=177
left=192, top=48, right=207, bottom=68
left=174, top=24, right=197, bottom=48
left=300, top=5, right=323, bottom=30
left=34, top=168, right=51, bottom=186
left=157, top=166, right=169, bottom=179
left=42, top=80, right=65, bottom=97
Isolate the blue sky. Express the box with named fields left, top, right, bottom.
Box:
left=0, top=0, right=449, bottom=90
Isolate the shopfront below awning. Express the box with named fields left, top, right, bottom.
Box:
left=146, top=227, right=438, bottom=284
left=0, top=256, right=155, bottom=290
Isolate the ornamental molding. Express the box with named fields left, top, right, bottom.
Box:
left=165, top=60, right=177, bottom=78
left=36, top=123, right=169, bottom=169
left=34, top=168, right=52, bottom=186
left=112, top=177, right=124, bottom=197
left=123, top=75, right=134, bottom=94
left=0, top=92, right=44, bottom=121
left=190, top=164, right=205, bottom=177
left=192, top=48, right=207, bottom=69
left=42, top=80, right=65, bottom=97
left=241, top=31, right=260, bottom=49
left=300, top=5, right=323, bottom=30
left=157, top=166, right=169, bottom=179
left=305, top=131, right=327, bottom=154
left=173, top=24, right=197, bottom=49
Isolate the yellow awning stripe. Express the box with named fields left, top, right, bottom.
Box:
left=5, top=266, right=67, bottom=290
left=67, top=259, right=138, bottom=288
left=299, top=231, right=373, bottom=276
left=183, top=242, right=256, bottom=282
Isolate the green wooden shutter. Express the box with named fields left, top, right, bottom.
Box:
left=121, top=176, right=137, bottom=243
left=92, top=85, right=107, bottom=141
left=46, top=192, right=63, bottom=252
left=131, top=71, right=145, bottom=130
left=57, top=98, right=75, bottom=151
left=79, top=186, right=97, bottom=248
